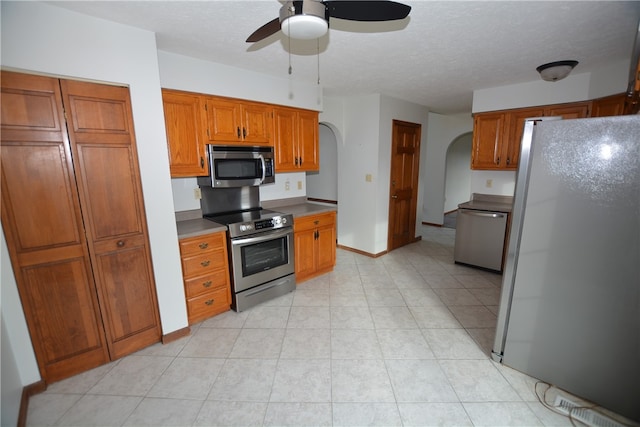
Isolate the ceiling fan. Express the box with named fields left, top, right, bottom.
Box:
left=246, top=0, right=412, bottom=43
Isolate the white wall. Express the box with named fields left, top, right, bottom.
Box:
left=157, top=50, right=320, bottom=210
left=422, top=113, right=473, bottom=225
left=1, top=1, right=187, bottom=388
left=321, top=94, right=429, bottom=255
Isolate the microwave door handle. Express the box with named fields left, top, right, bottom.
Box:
left=258, top=154, right=266, bottom=184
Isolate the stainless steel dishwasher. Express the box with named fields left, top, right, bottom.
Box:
left=454, top=205, right=509, bottom=272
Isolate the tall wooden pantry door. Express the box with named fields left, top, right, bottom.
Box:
left=1, top=71, right=161, bottom=383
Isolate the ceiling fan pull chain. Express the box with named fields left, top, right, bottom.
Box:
left=288, top=18, right=292, bottom=75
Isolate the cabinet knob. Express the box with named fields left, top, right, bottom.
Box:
left=201, top=260, right=211, bottom=267
left=202, top=280, right=213, bottom=288
left=496, top=156, right=500, bottom=165
left=242, top=127, right=247, bottom=139
left=506, top=157, right=511, bottom=165
left=200, top=157, right=205, bottom=169
left=237, top=127, right=241, bottom=139
left=199, top=242, right=209, bottom=249
left=117, top=240, right=125, bottom=247
left=314, top=220, right=319, bottom=225
left=204, top=299, right=214, bottom=306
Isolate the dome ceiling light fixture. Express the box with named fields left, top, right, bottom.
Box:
left=536, top=60, right=579, bottom=82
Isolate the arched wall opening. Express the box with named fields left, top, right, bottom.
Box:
left=307, top=122, right=339, bottom=205
left=444, top=131, right=472, bottom=213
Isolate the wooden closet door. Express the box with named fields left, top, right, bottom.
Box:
left=0, top=71, right=109, bottom=381
left=60, top=80, right=161, bottom=358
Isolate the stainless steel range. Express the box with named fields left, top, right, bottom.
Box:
left=200, top=186, right=295, bottom=312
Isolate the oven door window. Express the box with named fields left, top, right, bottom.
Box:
left=215, top=159, right=261, bottom=180
left=241, top=236, right=288, bottom=277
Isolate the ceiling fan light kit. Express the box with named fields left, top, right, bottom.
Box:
left=280, top=1, right=329, bottom=40
left=246, top=0, right=411, bottom=43
left=536, top=60, right=579, bottom=82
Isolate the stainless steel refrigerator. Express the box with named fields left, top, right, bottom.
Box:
left=492, top=115, right=640, bottom=422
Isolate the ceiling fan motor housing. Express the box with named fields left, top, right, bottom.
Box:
left=280, top=0, right=330, bottom=39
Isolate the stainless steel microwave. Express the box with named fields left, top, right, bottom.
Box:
left=197, top=145, right=275, bottom=188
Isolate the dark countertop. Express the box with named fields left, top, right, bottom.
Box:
left=458, top=193, right=513, bottom=213
left=175, top=199, right=337, bottom=239
left=176, top=217, right=227, bottom=239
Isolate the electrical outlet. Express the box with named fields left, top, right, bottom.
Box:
left=193, top=188, right=202, bottom=200
left=297, top=181, right=303, bottom=190
left=485, top=179, right=493, bottom=188
left=285, top=180, right=290, bottom=191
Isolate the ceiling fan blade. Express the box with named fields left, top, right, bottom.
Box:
left=246, top=17, right=281, bottom=42
left=326, top=0, right=411, bottom=21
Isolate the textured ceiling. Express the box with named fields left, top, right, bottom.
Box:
left=49, top=1, right=640, bottom=114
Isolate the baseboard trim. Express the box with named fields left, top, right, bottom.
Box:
left=422, top=221, right=443, bottom=227
left=162, top=326, right=190, bottom=344
left=337, top=245, right=387, bottom=258
left=18, top=380, right=47, bottom=427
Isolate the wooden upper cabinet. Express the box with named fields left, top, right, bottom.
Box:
left=592, top=93, right=627, bottom=117
left=504, top=107, right=545, bottom=169
left=472, top=101, right=591, bottom=170
left=544, top=102, right=590, bottom=119
left=162, top=90, right=207, bottom=177
left=273, top=106, right=319, bottom=172
left=471, top=112, right=507, bottom=170
left=204, top=96, right=272, bottom=145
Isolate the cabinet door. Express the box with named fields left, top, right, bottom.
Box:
left=545, top=102, right=590, bottom=119
left=298, top=110, right=319, bottom=171
left=0, top=71, right=109, bottom=382
left=505, top=107, right=545, bottom=169
left=242, top=102, right=273, bottom=145
left=162, top=90, right=207, bottom=177
left=61, top=79, right=161, bottom=359
left=316, top=224, right=336, bottom=273
left=471, top=112, right=507, bottom=169
left=294, top=228, right=317, bottom=282
left=592, top=93, right=626, bottom=117
left=273, top=107, right=298, bottom=172
left=205, top=97, right=242, bottom=142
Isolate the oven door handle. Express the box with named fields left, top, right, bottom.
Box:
left=258, top=154, right=266, bottom=184
left=230, top=227, right=292, bottom=246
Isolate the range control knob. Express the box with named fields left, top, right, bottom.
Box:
left=281, top=217, right=288, bottom=224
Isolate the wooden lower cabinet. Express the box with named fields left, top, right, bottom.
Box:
left=1, top=71, right=161, bottom=383
left=179, top=231, right=232, bottom=324
left=294, top=212, right=336, bottom=283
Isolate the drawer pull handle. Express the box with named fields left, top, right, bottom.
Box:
left=199, top=242, right=209, bottom=249
left=201, top=260, right=211, bottom=267
left=205, top=299, right=214, bottom=306
left=203, top=280, right=213, bottom=288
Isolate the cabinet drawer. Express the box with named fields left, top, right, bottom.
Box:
left=184, top=269, right=229, bottom=298
left=293, top=212, right=336, bottom=232
left=179, top=232, right=226, bottom=256
left=181, top=249, right=226, bottom=277
left=187, top=287, right=229, bottom=322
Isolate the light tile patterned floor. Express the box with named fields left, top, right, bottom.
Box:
left=25, top=226, right=590, bottom=426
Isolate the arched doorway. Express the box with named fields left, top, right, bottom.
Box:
left=443, top=132, right=472, bottom=228
left=306, top=123, right=338, bottom=204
